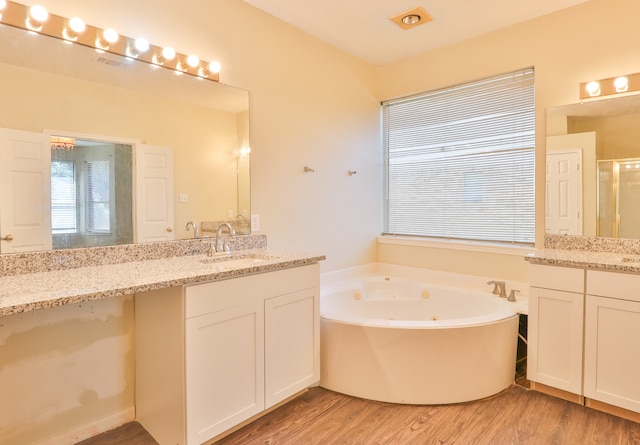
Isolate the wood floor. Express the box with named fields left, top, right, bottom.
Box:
left=78, top=385, right=640, bottom=445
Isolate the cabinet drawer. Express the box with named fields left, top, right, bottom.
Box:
left=587, top=270, right=640, bottom=302
left=185, top=264, right=320, bottom=318
left=529, top=264, right=584, bottom=293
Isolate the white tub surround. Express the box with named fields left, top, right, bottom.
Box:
left=320, top=263, right=526, bottom=405
left=526, top=241, right=640, bottom=423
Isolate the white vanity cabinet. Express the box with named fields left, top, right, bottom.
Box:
left=135, top=264, right=320, bottom=445
left=527, top=264, right=585, bottom=398
left=584, top=270, right=640, bottom=414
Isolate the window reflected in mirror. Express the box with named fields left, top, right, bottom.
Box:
left=51, top=138, right=133, bottom=249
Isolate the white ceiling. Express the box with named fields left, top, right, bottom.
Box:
left=243, top=0, right=591, bottom=65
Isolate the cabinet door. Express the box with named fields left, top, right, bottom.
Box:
left=265, top=287, right=320, bottom=408
left=185, top=301, right=264, bottom=445
left=528, top=286, right=584, bottom=394
left=584, top=295, right=640, bottom=413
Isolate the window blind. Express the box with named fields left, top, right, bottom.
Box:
left=86, top=160, right=111, bottom=233
left=383, top=68, right=535, bottom=245
left=51, top=161, right=77, bottom=234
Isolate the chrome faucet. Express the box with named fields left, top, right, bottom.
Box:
left=214, top=222, right=236, bottom=255
left=487, top=280, right=507, bottom=298
left=185, top=221, right=199, bottom=239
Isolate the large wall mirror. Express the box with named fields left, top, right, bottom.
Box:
left=0, top=23, right=250, bottom=253
left=546, top=94, right=640, bottom=239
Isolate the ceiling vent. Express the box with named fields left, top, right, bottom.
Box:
left=390, top=6, right=433, bottom=30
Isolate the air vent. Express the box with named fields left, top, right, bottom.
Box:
left=96, top=56, right=124, bottom=67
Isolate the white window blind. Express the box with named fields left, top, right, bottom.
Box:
left=383, top=67, right=535, bottom=245
left=86, top=160, right=111, bottom=233
left=51, top=161, right=77, bottom=234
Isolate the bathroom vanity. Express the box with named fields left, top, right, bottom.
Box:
left=0, top=237, right=324, bottom=445
left=136, top=264, right=320, bottom=445
left=527, top=247, right=640, bottom=422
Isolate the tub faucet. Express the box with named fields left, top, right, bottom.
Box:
left=185, top=221, right=199, bottom=239
left=214, top=223, right=236, bottom=255
left=487, top=280, right=507, bottom=298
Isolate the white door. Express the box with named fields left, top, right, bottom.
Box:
left=546, top=150, right=582, bottom=235
left=135, top=145, right=174, bottom=242
left=0, top=128, right=52, bottom=253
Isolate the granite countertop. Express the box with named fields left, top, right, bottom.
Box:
left=0, top=249, right=325, bottom=317
left=526, top=248, right=640, bottom=274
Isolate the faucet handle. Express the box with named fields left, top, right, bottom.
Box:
left=507, top=289, right=519, bottom=302
left=487, top=280, right=506, bottom=297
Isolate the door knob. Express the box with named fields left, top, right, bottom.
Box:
left=166, top=227, right=173, bottom=232
left=1, top=234, right=14, bottom=241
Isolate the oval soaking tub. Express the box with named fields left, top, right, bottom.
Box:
left=320, top=269, right=520, bottom=405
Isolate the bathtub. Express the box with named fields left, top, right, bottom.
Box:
left=320, top=264, right=524, bottom=405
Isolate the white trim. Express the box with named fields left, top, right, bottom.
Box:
left=378, top=235, right=535, bottom=257
left=35, top=407, right=135, bottom=445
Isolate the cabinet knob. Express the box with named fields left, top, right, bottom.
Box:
left=166, top=227, right=173, bottom=232
left=1, top=234, right=14, bottom=241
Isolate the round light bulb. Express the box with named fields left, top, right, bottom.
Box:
left=614, top=76, right=629, bottom=93
left=134, top=37, right=150, bottom=52
left=162, top=47, right=176, bottom=60
left=208, top=61, right=221, bottom=74
left=68, top=17, right=86, bottom=33
left=103, top=28, right=119, bottom=44
left=187, top=55, right=200, bottom=68
left=29, top=5, right=48, bottom=23
left=586, top=81, right=601, bottom=97
left=0, top=0, right=7, bottom=10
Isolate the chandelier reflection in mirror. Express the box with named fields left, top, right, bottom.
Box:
left=0, top=1, right=221, bottom=81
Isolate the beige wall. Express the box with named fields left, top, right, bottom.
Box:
left=5, top=0, right=640, bottom=442
left=376, top=0, right=640, bottom=279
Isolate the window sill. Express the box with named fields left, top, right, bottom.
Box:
left=377, top=235, right=535, bottom=257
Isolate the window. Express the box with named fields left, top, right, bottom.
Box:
left=86, top=160, right=111, bottom=233
left=51, top=161, right=77, bottom=234
left=382, top=68, right=535, bottom=245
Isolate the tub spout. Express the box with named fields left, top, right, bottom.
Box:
left=487, top=280, right=506, bottom=298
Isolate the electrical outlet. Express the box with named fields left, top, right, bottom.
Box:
left=179, top=194, right=188, bottom=203
left=251, top=214, right=260, bottom=231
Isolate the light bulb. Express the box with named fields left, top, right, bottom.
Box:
left=614, top=76, right=629, bottom=93
left=162, top=47, right=176, bottom=60
left=187, top=55, right=200, bottom=68
left=103, top=28, right=119, bottom=43
left=134, top=37, right=150, bottom=52
left=29, top=5, right=48, bottom=22
left=208, top=61, right=221, bottom=74
left=0, top=0, right=7, bottom=10
left=586, top=81, right=601, bottom=97
left=63, top=17, right=86, bottom=41
left=69, top=17, right=86, bottom=33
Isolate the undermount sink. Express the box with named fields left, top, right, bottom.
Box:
left=198, top=253, right=276, bottom=268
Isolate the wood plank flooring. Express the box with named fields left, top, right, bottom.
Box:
left=78, top=385, right=640, bottom=445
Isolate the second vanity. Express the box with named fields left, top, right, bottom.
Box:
left=526, top=244, right=640, bottom=423
left=0, top=236, right=325, bottom=445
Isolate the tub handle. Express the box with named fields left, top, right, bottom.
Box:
left=487, top=280, right=506, bottom=298
left=507, top=289, right=519, bottom=302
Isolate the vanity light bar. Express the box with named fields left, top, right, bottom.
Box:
left=580, top=72, right=640, bottom=100
left=0, top=1, right=220, bottom=82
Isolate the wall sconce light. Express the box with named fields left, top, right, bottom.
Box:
left=26, top=4, right=47, bottom=31
left=0, top=1, right=221, bottom=82
left=63, top=16, right=85, bottom=41
left=580, top=73, right=640, bottom=99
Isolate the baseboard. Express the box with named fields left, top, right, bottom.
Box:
left=530, top=381, right=584, bottom=405
left=586, top=398, right=640, bottom=424
left=36, top=407, right=136, bottom=445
